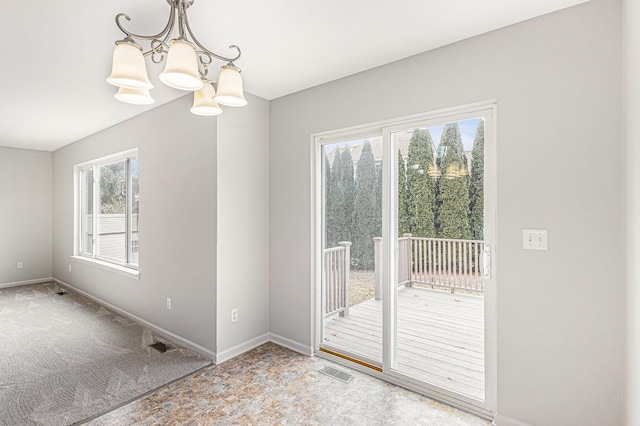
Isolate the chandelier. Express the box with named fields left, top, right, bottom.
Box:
left=106, top=0, right=246, bottom=116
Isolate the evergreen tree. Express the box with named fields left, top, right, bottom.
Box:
left=397, top=150, right=411, bottom=235
left=325, top=148, right=345, bottom=248
left=324, top=150, right=332, bottom=247
left=99, top=162, right=127, bottom=214
left=469, top=120, right=485, bottom=240
left=436, top=123, right=472, bottom=239
left=406, top=129, right=437, bottom=238
left=338, top=146, right=355, bottom=244
left=352, top=141, right=379, bottom=270
left=325, top=150, right=331, bottom=189
left=437, top=122, right=468, bottom=172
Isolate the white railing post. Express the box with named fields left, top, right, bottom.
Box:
left=323, top=245, right=347, bottom=317
left=403, top=234, right=413, bottom=287
left=374, top=237, right=382, bottom=301
left=338, top=241, right=352, bottom=317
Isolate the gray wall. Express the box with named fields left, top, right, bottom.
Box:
left=624, top=0, right=640, bottom=424
left=0, top=147, right=52, bottom=285
left=269, top=1, right=622, bottom=425
left=216, top=93, right=270, bottom=357
left=52, top=95, right=218, bottom=355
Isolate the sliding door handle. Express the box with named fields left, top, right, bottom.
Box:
left=483, top=245, right=491, bottom=279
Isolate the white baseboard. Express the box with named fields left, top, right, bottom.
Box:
left=269, top=332, right=313, bottom=356
left=52, top=278, right=217, bottom=361
left=215, top=333, right=270, bottom=364
left=0, top=277, right=53, bottom=289
left=493, top=413, right=532, bottom=426
left=51, top=279, right=314, bottom=365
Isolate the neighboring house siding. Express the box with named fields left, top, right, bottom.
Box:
left=82, top=214, right=138, bottom=262
left=98, top=233, right=126, bottom=261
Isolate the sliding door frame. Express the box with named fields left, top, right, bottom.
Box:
left=311, top=100, right=497, bottom=419
left=313, top=129, right=385, bottom=369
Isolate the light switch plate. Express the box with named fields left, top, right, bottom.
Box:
left=523, top=229, right=548, bottom=250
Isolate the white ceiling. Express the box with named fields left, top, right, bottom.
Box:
left=1, top=0, right=589, bottom=152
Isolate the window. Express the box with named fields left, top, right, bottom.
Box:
left=75, top=149, right=139, bottom=271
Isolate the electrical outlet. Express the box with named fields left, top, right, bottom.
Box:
left=166, top=298, right=172, bottom=310
left=68, top=264, right=72, bottom=273
left=17, top=261, right=23, bottom=269
left=231, top=308, right=238, bottom=322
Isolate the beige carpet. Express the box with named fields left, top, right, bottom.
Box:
left=0, top=282, right=211, bottom=426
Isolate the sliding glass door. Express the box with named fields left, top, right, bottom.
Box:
left=386, top=116, right=491, bottom=405
left=315, top=102, right=496, bottom=416
left=319, top=135, right=384, bottom=368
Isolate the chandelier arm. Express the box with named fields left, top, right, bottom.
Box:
left=199, top=63, right=209, bottom=79
left=181, top=6, right=241, bottom=63
left=158, top=27, right=177, bottom=51
left=114, top=3, right=176, bottom=42
left=196, top=53, right=213, bottom=78
left=145, top=39, right=171, bottom=62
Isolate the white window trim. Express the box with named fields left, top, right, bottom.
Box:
left=73, top=148, right=139, bottom=278
left=71, top=255, right=140, bottom=280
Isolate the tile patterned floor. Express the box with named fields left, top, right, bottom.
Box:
left=87, top=342, right=490, bottom=426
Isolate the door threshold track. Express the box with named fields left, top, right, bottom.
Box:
left=319, top=347, right=382, bottom=372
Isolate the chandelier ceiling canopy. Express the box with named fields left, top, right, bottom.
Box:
left=107, top=0, right=246, bottom=116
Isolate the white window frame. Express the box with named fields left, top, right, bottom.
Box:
left=73, top=148, right=140, bottom=279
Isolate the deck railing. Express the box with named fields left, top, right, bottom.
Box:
left=375, top=235, right=485, bottom=298
left=401, top=234, right=484, bottom=293
left=324, top=236, right=484, bottom=318
left=323, top=241, right=352, bottom=318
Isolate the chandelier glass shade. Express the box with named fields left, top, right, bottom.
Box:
left=191, top=80, right=223, bottom=116
left=107, top=0, right=246, bottom=115
left=158, top=39, right=202, bottom=91
left=214, top=64, right=247, bottom=106
left=444, top=164, right=459, bottom=180
left=114, top=87, right=155, bottom=105
left=427, top=164, right=441, bottom=178
left=107, top=42, right=153, bottom=89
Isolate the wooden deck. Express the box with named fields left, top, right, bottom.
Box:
left=322, top=286, right=484, bottom=400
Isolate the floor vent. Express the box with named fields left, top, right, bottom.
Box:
left=56, top=290, right=67, bottom=296
left=319, top=365, right=355, bottom=383
left=149, top=341, right=174, bottom=353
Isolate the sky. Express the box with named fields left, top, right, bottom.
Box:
left=427, top=118, right=481, bottom=151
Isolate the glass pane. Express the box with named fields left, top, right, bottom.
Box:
left=130, top=157, right=139, bottom=266
left=393, top=118, right=485, bottom=400
left=97, top=160, right=127, bottom=263
left=321, top=137, right=383, bottom=364
left=80, top=168, right=93, bottom=255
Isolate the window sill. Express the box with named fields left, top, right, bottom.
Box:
left=71, top=256, right=140, bottom=280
